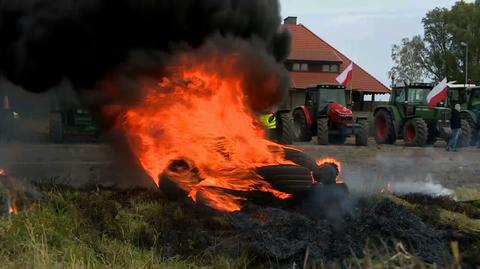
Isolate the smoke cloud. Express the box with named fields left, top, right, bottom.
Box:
left=0, top=0, right=291, bottom=105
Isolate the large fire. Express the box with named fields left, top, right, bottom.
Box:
left=109, top=55, right=294, bottom=212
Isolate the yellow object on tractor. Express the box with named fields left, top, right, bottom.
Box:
left=259, top=112, right=294, bottom=145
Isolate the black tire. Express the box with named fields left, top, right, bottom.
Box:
left=256, top=165, right=313, bottom=195
left=283, top=149, right=338, bottom=185
left=50, top=113, right=63, bottom=143
left=293, top=109, right=312, bottom=142
left=355, top=120, right=369, bottom=146
left=426, top=123, right=439, bottom=145
left=317, top=118, right=329, bottom=145
left=459, top=119, right=473, bottom=148
left=403, top=118, right=428, bottom=147
left=374, top=110, right=396, bottom=144
left=284, top=148, right=319, bottom=171
left=464, top=115, right=477, bottom=146
left=275, top=113, right=295, bottom=145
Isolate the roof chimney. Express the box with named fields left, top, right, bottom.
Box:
left=284, top=16, right=297, bottom=25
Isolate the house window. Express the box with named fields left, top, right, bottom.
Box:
left=322, top=64, right=340, bottom=73
left=292, top=63, right=308, bottom=72
left=330, top=64, right=339, bottom=73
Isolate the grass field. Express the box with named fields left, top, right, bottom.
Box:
left=2, top=185, right=480, bottom=269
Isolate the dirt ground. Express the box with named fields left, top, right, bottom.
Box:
left=298, top=138, right=480, bottom=191
left=0, top=137, right=478, bottom=192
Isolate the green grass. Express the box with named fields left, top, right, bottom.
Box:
left=455, top=184, right=480, bottom=201
left=0, top=188, right=249, bottom=269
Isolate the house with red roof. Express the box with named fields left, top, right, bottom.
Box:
left=283, top=17, right=390, bottom=111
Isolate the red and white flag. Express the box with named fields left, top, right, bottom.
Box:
left=427, top=78, right=448, bottom=108
left=336, top=63, right=353, bottom=86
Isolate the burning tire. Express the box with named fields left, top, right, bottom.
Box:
left=374, top=110, right=396, bottom=144
left=403, top=118, right=428, bottom=147
left=274, top=112, right=294, bottom=145
left=317, top=118, right=329, bottom=145
left=256, top=165, right=314, bottom=195
left=293, top=109, right=311, bottom=142
left=284, top=149, right=338, bottom=185
left=355, top=120, right=369, bottom=146
left=257, top=149, right=339, bottom=196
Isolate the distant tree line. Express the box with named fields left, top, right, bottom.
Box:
left=389, top=1, right=480, bottom=85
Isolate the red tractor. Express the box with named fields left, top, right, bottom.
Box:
left=292, top=84, right=369, bottom=146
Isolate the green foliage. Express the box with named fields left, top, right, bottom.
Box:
left=391, top=1, right=480, bottom=84
left=389, top=36, right=428, bottom=84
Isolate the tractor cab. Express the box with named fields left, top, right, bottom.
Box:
left=293, top=84, right=368, bottom=146
left=467, top=87, right=480, bottom=110
left=49, top=101, right=100, bottom=143
left=305, top=84, right=348, bottom=120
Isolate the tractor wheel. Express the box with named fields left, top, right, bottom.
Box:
left=403, top=118, right=428, bottom=147
left=459, top=119, right=473, bottom=148
left=275, top=112, right=294, bottom=145
left=355, top=120, right=369, bottom=146
left=374, top=110, right=396, bottom=144
left=293, top=109, right=312, bottom=142
left=465, top=116, right=477, bottom=146
left=317, top=118, right=329, bottom=145
left=50, top=113, right=63, bottom=143
left=426, top=123, right=439, bottom=145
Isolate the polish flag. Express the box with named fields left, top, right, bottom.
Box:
left=336, top=63, right=353, bottom=86
left=427, top=78, right=448, bottom=108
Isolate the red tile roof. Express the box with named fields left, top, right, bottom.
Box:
left=285, top=23, right=390, bottom=94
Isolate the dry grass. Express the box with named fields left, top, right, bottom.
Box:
left=1, top=187, right=477, bottom=268
left=0, top=188, right=249, bottom=269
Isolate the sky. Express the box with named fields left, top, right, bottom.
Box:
left=279, top=0, right=462, bottom=87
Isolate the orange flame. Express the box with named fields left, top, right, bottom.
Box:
left=8, top=204, right=18, bottom=215
left=0, top=169, right=5, bottom=176
left=316, top=158, right=342, bottom=175
left=316, top=157, right=343, bottom=184
left=109, top=55, right=294, bottom=212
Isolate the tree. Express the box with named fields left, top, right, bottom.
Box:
left=389, top=35, right=428, bottom=84
left=422, top=7, right=459, bottom=82
left=390, top=2, right=480, bottom=84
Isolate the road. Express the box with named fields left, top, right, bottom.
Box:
left=1, top=139, right=478, bottom=191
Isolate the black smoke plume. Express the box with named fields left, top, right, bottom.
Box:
left=0, top=0, right=291, bottom=103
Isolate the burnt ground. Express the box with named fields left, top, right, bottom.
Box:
left=1, top=139, right=480, bottom=267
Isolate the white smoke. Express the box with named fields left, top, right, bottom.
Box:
left=390, top=175, right=455, bottom=197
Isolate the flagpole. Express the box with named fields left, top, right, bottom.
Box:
left=349, top=69, right=353, bottom=107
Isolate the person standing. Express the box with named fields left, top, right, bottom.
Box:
left=447, top=104, right=462, bottom=152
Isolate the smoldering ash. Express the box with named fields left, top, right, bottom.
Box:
left=0, top=0, right=291, bottom=108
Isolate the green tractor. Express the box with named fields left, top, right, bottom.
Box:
left=49, top=103, right=100, bottom=143
left=448, top=84, right=480, bottom=146
left=292, top=84, right=369, bottom=146
left=374, top=82, right=471, bottom=147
